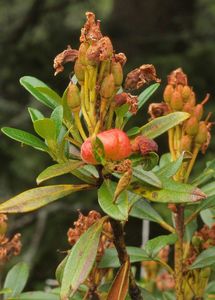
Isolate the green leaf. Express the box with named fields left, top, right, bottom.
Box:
left=92, top=137, right=106, bottom=165
left=189, top=246, right=215, bottom=269
left=126, top=127, right=140, bottom=137
left=28, top=108, right=44, bottom=122
left=0, top=184, right=91, bottom=213
left=125, top=83, right=160, bottom=122
left=130, top=178, right=206, bottom=203
left=33, top=118, right=56, bottom=141
left=98, top=180, right=129, bottom=221
left=10, top=291, right=59, bottom=300
left=56, top=255, right=69, bottom=284
left=144, top=234, right=177, bottom=258
left=192, top=159, right=215, bottom=186
left=200, top=208, right=215, bottom=227
left=20, top=76, right=61, bottom=109
left=36, top=161, right=84, bottom=184
left=140, top=112, right=190, bottom=139
left=201, top=181, right=215, bottom=197
left=155, top=152, right=186, bottom=178
left=51, top=105, right=63, bottom=137
left=133, top=167, right=162, bottom=188
left=99, top=247, right=149, bottom=268
left=1, top=127, right=49, bottom=152
left=60, top=218, right=106, bottom=299
left=130, top=199, right=164, bottom=223
left=3, top=262, right=29, bottom=299
left=131, top=152, right=159, bottom=170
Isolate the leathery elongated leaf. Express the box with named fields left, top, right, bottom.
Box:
left=133, top=167, right=162, bottom=188
left=1, top=127, right=49, bottom=152
left=60, top=217, right=107, bottom=300
left=0, top=184, right=91, bottom=213
left=107, top=260, right=130, bottom=300
left=10, top=291, right=59, bottom=300
left=20, top=76, right=61, bottom=109
left=98, top=180, right=129, bottom=221
left=36, top=161, right=84, bottom=184
left=189, top=246, right=215, bottom=269
left=140, top=112, right=189, bottom=139
left=130, top=178, right=206, bottom=203
left=3, top=262, right=29, bottom=299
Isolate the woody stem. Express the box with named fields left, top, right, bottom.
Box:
left=109, top=218, right=143, bottom=300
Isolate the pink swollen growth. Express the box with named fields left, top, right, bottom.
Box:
left=81, top=129, right=132, bottom=164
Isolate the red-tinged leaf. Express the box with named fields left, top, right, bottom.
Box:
left=107, top=260, right=130, bottom=300
left=60, top=217, right=108, bottom=300
left=0, top=184, right=91, bottom=213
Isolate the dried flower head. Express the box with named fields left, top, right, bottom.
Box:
left=156, top=271, right=175, bottom=291
left=114, top=52, right=127, bottom=66
left=131, top=135, right=158, bottom=155
left=115, top=92, right=138, bottom=114
left=125, top=64, right=160, bottom=90
left=0, top=233, right=22, bottom=265
left=80, top=12, right=102, bottom=43
left=148, top=102, right=170, bottom=119
left=167, top=68, right=188, bottom=86
left=53, top=45, right=78, bottom=75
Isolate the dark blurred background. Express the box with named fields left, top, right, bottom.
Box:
left=0, top=0, right=214, bottom=289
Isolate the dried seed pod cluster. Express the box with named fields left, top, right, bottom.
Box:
left=163, top=68, right=212, bottom=155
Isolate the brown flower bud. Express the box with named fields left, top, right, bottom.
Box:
left=111, top=61, right=123, bottom=87
left=100, top=73, right=115, bottom=98
left=53, top=45, right=78, bottom=76
left=184, top=116, right=199, bottom=136
left=74, top=59, right=85, bottom=83
left=170, top=90, right=183, bottom=111
left=180, top=135, right=192, bottom=152
left=131, top=135, right=158, bottom=155
left=163, top=85, right=174, bottom=103
left=181, top=85, right=191, bottom=101
left=67, top=83, right=81, bottom=112
left=148, top=102, right=170, bottom=119
left=167, top=68, right=188, bottom=86
left=125, top=64, right=160, bottom=90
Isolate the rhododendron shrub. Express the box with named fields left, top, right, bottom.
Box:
left=0, top=12, right=215, bottom=300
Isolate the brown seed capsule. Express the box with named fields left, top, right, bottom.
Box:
left=180, top=135, right=192, bottom=152
left=184, top=116, right=199, bottom=136
left=194, top=122, right=208, bottom=145
left=182, top=85, right=191, bottom=101
left=183, top=102, right=194, bottom=114
left=67, top=83, right=81, bottom=112
left=170, top=90, right=183, bottom=111
left=111, top=61, right=123, bottom=87
left=188, top=91, right=196, bottom=106
left=0, top=214, right=8, bottom=236
left=193, top=104, right=203, bottom=121
left=163, top=85, right=174, bottom=103
left=74, top=59, right=85, bottom=83
left=100, top=73, right=115, bottom=99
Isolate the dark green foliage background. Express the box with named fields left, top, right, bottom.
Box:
left=0, top=0, right=214, bottom=288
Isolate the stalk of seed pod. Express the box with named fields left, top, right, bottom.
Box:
left=67, top=83, right=87, bottom=140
